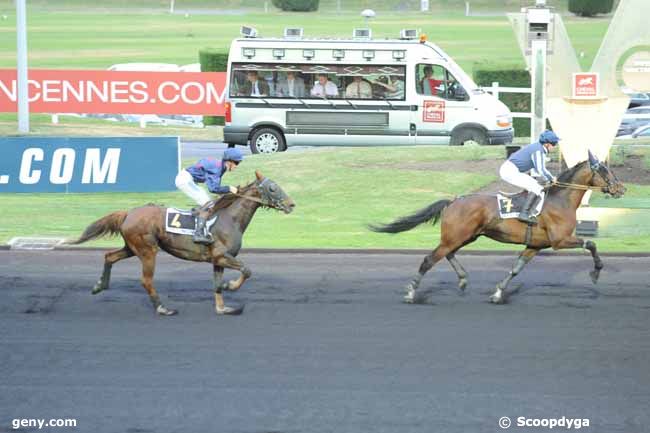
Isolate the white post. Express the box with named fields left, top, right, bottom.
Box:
left=169, top=0, right=175, bottom=14
left=264, top=1, right=269, bottom=13
left=337, top=0, right=341, bottom=14
left=16, top=0, right=29, bottom=134
left=465, top=2, right=470, bottom=16
left=530, top=39, right=547, bottom=141
left=491, top=81, right=500, bottom=100
left=421, top=0, right=429, bottom=12
left=139, top=117, right=147, bottom=128
left=51, top=114, right=59, bottom=124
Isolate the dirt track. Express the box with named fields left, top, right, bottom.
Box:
left=1, top=250, right=649, bottom=433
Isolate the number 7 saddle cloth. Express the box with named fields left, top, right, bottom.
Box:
left=165, top=208, right=218, bottom=235
left=497, top=191, right=545, bottom=219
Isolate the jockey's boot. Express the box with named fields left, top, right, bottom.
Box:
left=192, top=203, right=214, bottom=245
left=517, top=192, right=541, bottom=225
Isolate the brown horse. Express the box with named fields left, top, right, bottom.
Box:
left=69, top=171, right=295, bottom=316
left=370, top=151, right=626, bottom=304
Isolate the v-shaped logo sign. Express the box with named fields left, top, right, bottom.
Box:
left=510, top=0, right=650, bottom=168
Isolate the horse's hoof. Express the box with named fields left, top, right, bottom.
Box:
left=216, top=304, right=245, bottom=316
left=458, top=279, right=468, bottom=292
left=589, top=270, right=600, bottom=285
left=156, top=305, right=178, bottom=316
left=489, top=294, right=505, bottom=304
left=91, top=281, right=105, bottom=295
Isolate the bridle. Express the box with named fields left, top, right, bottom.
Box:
left=234, top=178, right=285, bottom=209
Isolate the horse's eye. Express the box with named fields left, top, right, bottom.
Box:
left=269, top=185, right=277, bottom=193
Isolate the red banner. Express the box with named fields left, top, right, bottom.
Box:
left=0, top=69, right=227, bottom=115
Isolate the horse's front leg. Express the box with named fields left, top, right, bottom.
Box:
left=490, top=247, right=539, bottom=304
left=212, top=264, right=244, bottom=316
left=216, top=253, right=252, bottom=291
left=552, top=236, right=602, bottom=284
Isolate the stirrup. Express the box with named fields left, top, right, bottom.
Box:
left=193, top=232, right=214, bottom=245
left=517, top=213, right=537, bottom=225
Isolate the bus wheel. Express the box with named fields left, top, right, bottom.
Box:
left=250, top=128, right=286, bottom=154
left=450, top=128, right=488, bottom=146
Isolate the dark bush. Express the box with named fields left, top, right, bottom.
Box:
left=198, top=48, right=229, bottom=126
left=473, top=63, right=531, bottom=138
left=568, top=0, right=615, bottom=17
left=272, top=0, right=319, bottom=12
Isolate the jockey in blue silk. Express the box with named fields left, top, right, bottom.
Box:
left=499, top=130, right=560, bottom=224
left=175, top=148, right=245, bottom=244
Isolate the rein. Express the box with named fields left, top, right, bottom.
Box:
left=550, top=181, right=598, bottom=191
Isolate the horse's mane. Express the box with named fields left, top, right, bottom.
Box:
left=207, top=180, right=257, bottom=215
left=546, top=160, right=590, bottom=195
left=556, top=160, right=589, bottom=183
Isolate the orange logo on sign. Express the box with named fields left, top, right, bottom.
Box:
left=573, top=73, right=599, bottom=98
left=423, top=100, right=445, bottom=123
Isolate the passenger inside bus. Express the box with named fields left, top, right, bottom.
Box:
left=310, top=73, right=339, bottom=98
left=276, top=71, right=306, bottom=98
left=345, top=76, right=372, bottom=99
left=372, top=75, right=405, bottom=100
left=238, top=71, right=270, bottom=97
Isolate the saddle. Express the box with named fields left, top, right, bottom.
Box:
left=496, top=191, right=544, bottom=219
left=165, top=208, right=217, bottom=235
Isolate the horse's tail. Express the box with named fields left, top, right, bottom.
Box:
left=67, top=211, right=128, bottom=245
left=368, top=199, right=452, bottom=234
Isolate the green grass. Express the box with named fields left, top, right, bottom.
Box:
left=0, top=9, right=609, bottom=72
left=2, top=146, right=650, bottom=252
left=0, top=113, right=222, bottom=140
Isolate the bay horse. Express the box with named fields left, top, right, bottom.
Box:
left=370, top=151, right=626, bottom=304
left=69, top=171, right=295, bottom=316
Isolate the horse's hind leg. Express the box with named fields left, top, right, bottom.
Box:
left=92, top=246, right=133, bottom=295
left=490, top=247, right=539, bottom=304
left=405, top=245, right=452, bottom=303
left=446, top=253, right=468, bottom=292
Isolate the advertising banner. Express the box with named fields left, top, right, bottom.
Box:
left=0, top=69, right=227, bottom=115
left=0, top=136, right=179, bottom=193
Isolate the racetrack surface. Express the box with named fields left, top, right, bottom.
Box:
left=1, top=250, right=649, bottom=433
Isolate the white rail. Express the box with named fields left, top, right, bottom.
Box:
left=482, top=82, right=534, bottom=131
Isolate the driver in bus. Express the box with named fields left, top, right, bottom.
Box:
left=310, top=73, right=339, bottom=98
left=420, top=66, right=443, bottom=96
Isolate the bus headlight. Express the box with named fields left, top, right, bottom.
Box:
left=497, top=115, right=512, bottom=128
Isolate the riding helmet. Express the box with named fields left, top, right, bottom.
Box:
left=539, top=130, right=560, bottom=145
left=223, top=148, right=245, bottom=163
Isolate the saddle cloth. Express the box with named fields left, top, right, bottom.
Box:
left=165, top=208, right=218, bottom=235
left=497, top=191, right=545, bottom=219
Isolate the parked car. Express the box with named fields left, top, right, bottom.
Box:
left=618, top=124, right=650, bottom=139
left=626, top=92, right=650, bottom=109
left=617, top=106, right=650, bottom=136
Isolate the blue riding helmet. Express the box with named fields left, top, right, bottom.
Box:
left=223, top=148, right=244, bottom=163
left=539, top=130, right=560, bottom=145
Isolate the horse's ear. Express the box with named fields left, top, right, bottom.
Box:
left=255, top=170, right=265, bottom=181
left=588, top=150, right=599, bottom=167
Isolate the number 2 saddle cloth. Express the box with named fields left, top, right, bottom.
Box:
left=165, top=208, right=218, bottom=236
left=497, top=191, right=545, bottom=220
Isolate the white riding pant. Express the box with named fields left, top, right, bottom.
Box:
left=175, top=170, right=211, bottom=206
left=499, top=161, right=543, bottom=196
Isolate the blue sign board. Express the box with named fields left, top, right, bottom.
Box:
left=0, top=136, right=179, bottom=192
